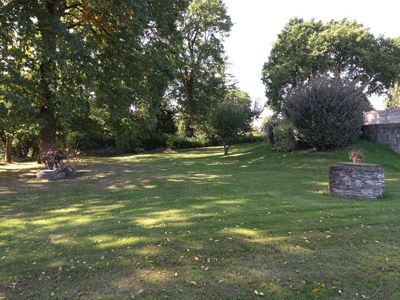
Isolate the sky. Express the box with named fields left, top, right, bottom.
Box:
left=223, top=0, right=400, bottom=111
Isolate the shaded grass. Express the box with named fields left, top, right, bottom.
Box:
left=0, top=139, right=400, bottom=299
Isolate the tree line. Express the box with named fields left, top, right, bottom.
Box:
left=0, top=0, right=259, bottom=162
left=2, top=4, right=400, bottom=162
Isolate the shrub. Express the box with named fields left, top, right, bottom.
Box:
left=65, top=130, right=115, bottom=151
left=272, top=120, right=296, bottom=152
left=141, top=133, right=166, bottom=150
left=262, top=117, right=279, bottom=145
left=165, top=134, right=210, bottom=149
left=283, top=74, right=370, bottom=150
left=235, top=134, right=264, bottom=144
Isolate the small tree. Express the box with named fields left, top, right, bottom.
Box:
left=283, top=74, right=370, bottom=150
left=261, top=115, right=279, bottom=145
left=211, top=90, right=254, bottom=155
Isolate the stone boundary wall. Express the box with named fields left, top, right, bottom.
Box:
left=363, top=124, right=400, bottom=154
left=364, top=108, right=400, bottom=125
left=363, top=109, right=400, bottom=154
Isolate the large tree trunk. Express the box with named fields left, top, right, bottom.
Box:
left=182, top=72, right=196, bottom=137
left=37, top=0, right=61, bottom=161
left=184, top=117, right=195, bottom=137
left=38, top=106, right=57, bottom=158
left=4, top=136, right=12, bottom=163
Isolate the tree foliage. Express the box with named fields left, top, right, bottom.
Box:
left=171, top=0, right=232, bottom=136
left=283, top=74, right=370, bottom=150
left=0, top=0, right=188, bottom=159
left=262, top=18, right=400, bottom=112
left=0, top=0, right=261, bottom=160
left=385, top=82, right=400, bottom=109
left=272, top=119, right=296, bottom=152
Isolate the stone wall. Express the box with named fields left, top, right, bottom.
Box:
left=363, top=109, right=400, bottom=153
left=329, top=163, right=384, bottom=199
left=363, top=124, right=400, bottom=154
left=364, top=108, right=400, bottom=125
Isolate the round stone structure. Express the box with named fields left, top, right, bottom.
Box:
left=36, top=169, right=67, bottom=180
left=329, top=163, right=384, bottom=199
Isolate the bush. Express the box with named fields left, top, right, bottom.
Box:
left=272, top=120, right=296, bottom=152
left=262, top=117, right=279, bottom=145
left=141, top=133, right=167, bottom=150
left=283, top=74, right=370, bottom=150
left=65, top=130, right=115, bottom=151
left=165, top=134, right=211, bottom=149
left=12, top=134, right=38, bottom=159
left=10, top=126, right=39, bottom=160
left=114, top=131, right=167, bottom=152
left=235, top=134, right=265, bottom=144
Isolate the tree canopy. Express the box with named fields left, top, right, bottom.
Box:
left=262, top=18, right=400, bottom=112
left=1, top=0, right=246, bottom=161
left=210, top=88, right=255, bottom=154
left=170, top=0, right=232, bottom=137
left=0, top=0, right=188, bottom=159
left=385, top=82, right=400, bottom=109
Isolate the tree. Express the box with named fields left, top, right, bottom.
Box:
left=0, top=99, right=13, bottom=163
left=385, top=82, right=400, bottom=109
left=0, top=0, right=187, bottom=159
left=262, top=18, right=400, bottom=112
left=171, top=0, right=232, bottom=137
left=0, top=55, right=37, bottom=163
left=283, top=74, right=370, bottom=150
left=210, top=89, right=254, bottom=155
left=0, top=95, right=36, bottom=163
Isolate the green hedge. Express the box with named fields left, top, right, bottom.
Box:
left=272, top=120, right=296, bottom=152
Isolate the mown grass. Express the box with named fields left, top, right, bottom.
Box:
left=1, top=140, right=400, bottom=299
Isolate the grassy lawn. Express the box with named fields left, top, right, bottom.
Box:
left=1, top=140, right=400, bottom=299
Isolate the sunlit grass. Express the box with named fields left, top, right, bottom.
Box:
left=1, top=140, right=400, bottom=298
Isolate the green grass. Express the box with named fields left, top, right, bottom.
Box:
left=1, top=140, right=400, bottom=299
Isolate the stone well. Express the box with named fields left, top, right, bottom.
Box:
left=329, top=163, right=384, bottom=199
left=36, top=169, right=67, bottom=180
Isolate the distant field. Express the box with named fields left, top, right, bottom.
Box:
left=1, top=140, right=399, bottom=299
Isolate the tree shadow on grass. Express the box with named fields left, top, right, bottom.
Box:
left=1, top=143, right=400, bottom=298
left=2, top=204, right=399, bottom=299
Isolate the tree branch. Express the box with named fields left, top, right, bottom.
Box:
left=65, top=2, right=83, bottom=10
